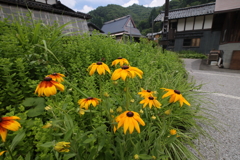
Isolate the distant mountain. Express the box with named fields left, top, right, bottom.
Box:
left=88, top=0, right=215, bottom=36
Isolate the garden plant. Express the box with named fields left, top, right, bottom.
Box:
left=0, top=18, right=214, bottom=160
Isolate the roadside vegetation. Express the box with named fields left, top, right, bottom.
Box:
left=0, top=18, right=213, bottom=160
left=177, top=50, right=207, bottom=59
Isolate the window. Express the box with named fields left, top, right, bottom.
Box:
left=183, top=38, right=200, bottom=47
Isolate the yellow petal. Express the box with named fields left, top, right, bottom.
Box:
left=128, top=118, right=134, bottom=134
left=0, top=127, right=7, bottom=142
left=132, top=118, right=140, bottom=133
left=123, top=118, right=129, bottom=134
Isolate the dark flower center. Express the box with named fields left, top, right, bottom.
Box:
left=174, top=90, right=181, bottom=94
left=97, top=62, right=102, bottom=65
left=121, top=65, right=129, bottom=69
left=146, top=90, right=151, bottom=92
left=126, top=111, right=134, bottom=117
left=87, top=97, right=93, bottom=100
left=148, top=97, right=154, bottom=100
left=117, top=57, right=123, bottom=59
left=52, top=73, right=58, bottom=76
left=44, top=77, right=52, bottom=81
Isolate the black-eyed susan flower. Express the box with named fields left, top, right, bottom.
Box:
left=161, top=88, right=190, bottom=107
left=139, top=96, right=162, bottom=109
left=88, top=62, right=111, bottom=76
left=47, top=73, right=65, bottom=82
left=0, top=151, right=6, bottom=156
left=111, top=65, right=143, bottom=81
left=170, top=129, right=177, bottom=135
left=35, top=77, right=64, bottom=97
left=78, top=97, right=100, bottom=110
left=111, top=57, right=129, bottom=67
left=138, top=88, right=154, bottom=98
left=0, top=116, right=21, bottom=142
left=115, top=111, right=145, bottom=134
left=54, top=142, right=70, bottom=153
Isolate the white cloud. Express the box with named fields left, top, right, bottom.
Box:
left=144, top=0, right=165, bottom=7
left=78, top=5, right=95, bottom=13
left=60, top=0, right=77, bottom=8
left=122, top=0, right=139, bottom=7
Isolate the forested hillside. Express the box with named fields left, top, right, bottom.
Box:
left=88, top=0, right=215, bottom=35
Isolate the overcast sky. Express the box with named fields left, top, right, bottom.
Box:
left=60, top=0, right=166, bottom=13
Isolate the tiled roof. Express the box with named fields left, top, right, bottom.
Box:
left=154, top=2, right=215, bottom=22
left=101, top=15, right=142, bottom=36
left=0, top=0, right=91, bottom=19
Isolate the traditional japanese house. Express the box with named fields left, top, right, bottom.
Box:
left=101, top=15, right=142, bottom=42
left=154, top=3, right=219, bottom=54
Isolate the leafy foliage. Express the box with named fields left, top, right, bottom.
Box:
left=0, top=19, right=215, bottom=160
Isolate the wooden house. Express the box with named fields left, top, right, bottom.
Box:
left=213, top=0, right=240, bottom=69
left=0, top=0, right=91, bottom=33
left=154, top=3, right=218, bottom=53
left=101, top=15, right=142, bottom=42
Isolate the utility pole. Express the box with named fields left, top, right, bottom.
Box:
left=161, top=0, right=169, bottom=53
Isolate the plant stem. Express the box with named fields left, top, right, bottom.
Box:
left=4, top=142, right=14, bottom=160
left=64, top=79, right=89, bottom=97
left=125, top=78, right=130, bottom=110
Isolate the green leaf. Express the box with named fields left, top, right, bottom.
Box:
left=24, top=152, right=31, bottom=160
left=40, top=141, right=54, bottom=148
left=10, top=129, right=25, bottom=151
left=22, top=97, right=46, bottom=117
left=63, top=153, right=76, bottom=160
left=138, top=154, right=153, bottom=159
left=83, top=137, right=96, bottom=144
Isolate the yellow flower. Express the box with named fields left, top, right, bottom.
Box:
left=170, top=129, right=177, bottom=135
left=140, top=96, right=162, bottom=109
left=110, top=109, right=114, bottom=113
left=130, top=99, right=135, bottom=103
left=116, top=107, right=122, bottom=113
left=104, top=92, right=110, bottom=97
left=0, top=116, right=21, bottom=142
left=79, top=109, right=85, bottom=115
left=47, top=73, right=65, bottom=82
left=0, top=151, right=6, bottom=156
left=78, top=97, right=100, bottom=110
left=152, top=156, right=156, bottom=159
left=54, top=142, right=70, bottom=153
left=111, top=65, right=143, bottom=81
left=139, top=109, right=144, bottom=114
left=161, top=88, right=190, bottom=107
left=42, top=121, right=52, bottom=128
left=138, top=88, right=154, bottom=98
left=111, top=57, right=129, bottom=67
left=165, top=109, right=171, bottom=115
left=88, top=62, right=111, bottom=75
left=45, top=105, right=52, bottom=110
left=151, top=116, right=156, bottom=120
left=115, top=111, right=145, bottom=134
left=134, top=154, right=139, bottom=159
left=35, top=77, right=64, bottom=97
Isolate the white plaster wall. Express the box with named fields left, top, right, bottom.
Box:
left=177, top=19, right=185, bottom=31
left=185, top=17, right=194, bottom=31
left=204, top=15, right=213, bottom=29
left=219, top=43, right=240, bottom=68
left=194, top=16, right=204, bottom=30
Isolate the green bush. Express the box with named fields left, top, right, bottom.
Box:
left=0, top=19, right=214, bottom=160
left=177, top=50, right=207, bottom=59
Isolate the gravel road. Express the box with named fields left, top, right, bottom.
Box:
left=183, top=59, right=240, bottom=160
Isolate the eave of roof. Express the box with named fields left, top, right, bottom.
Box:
left=87, top=22, right=104, bottom=33
left=0, top=0, right=91, bottom=19
left=154, top=2, right=215, bottom=22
